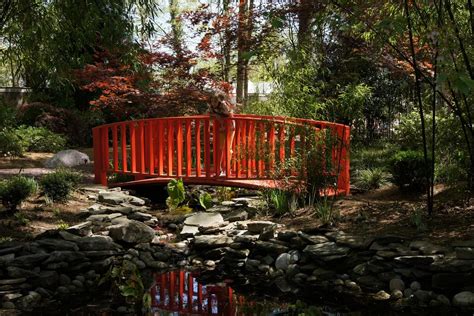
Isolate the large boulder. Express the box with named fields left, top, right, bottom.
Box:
left=108, top=219, right=156, bottom=244
left=45, top=149, right=90, bottom=168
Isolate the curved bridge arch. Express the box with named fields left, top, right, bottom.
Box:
left=92, top=114, right=350, bottom=195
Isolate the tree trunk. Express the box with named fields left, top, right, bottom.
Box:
left=169, top=0, right=183, bottom=54
left=236, top=0, right=247, bottom=104
left=222, top=0, right=231, bottom=82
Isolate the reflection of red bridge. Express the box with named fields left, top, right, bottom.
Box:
left=150, top=271, right=244, bottom=315
left=93, top=114, right=350, bottom=194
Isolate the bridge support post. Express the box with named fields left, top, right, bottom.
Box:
left=93, top=127, right=108, bottom=186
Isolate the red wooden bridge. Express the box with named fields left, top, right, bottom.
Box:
left=92, top=114, right=350, bottom=194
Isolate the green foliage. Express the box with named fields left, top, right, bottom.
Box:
left=314, top=198, right=338, bottom=225
left=410, top=207, right=427, bottom=232
left=166, top=178, right=186, bottom=210
left=170, top=205, right=193, bottom=215
left=390, top=150, right=430, bottom=192
left=0, top=103, right=17, bottom=129
left=198, top=192, right=213, bottom=210
left=56, top=220, right=69, bottom=230
left=0, top=129, right=24, bottom=157
left=215, top=186, right=234, bottom=202
left=15, top=125, right=66, bottom=153
left=355, top=168, right=389, bottom=191
left=264, top=189, right=290, bottom=215
left=39, top=169, right=82, bottom=202
left=0, top=176, right=37, bottom=211
left=14, top=212, right=30, bottom=226
left=101, top=260, right=144, bottom=306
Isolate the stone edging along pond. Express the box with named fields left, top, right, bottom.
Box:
left=1, top=187, right=474, bottom=314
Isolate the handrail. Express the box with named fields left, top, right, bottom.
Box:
left=92, top=114, right=350, bottom=195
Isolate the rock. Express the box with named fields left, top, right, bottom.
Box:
left=223, top=210, right=248, bottom=222
left=437, top=294, right=451, bottom=306
left=204, top=260, right=215, bottom=268
left=36, top=239, right=79, bottom=251
left=255, top=241, right=289, bottom=254
left=247, top=221, right=277, bottom=234
left=108, top=220, right=156, bottom=244
left=194, top=235, right=232, bottom=249
left=455, top=247, right=474, bottom=259
left=389, top=278, right=405, bottom=292
left=2, top=301, right=15, bottom=309
left=59, top=274, right=71, bottom=286
left=45, top=149, right=90, bottom=168
left=128, top=212, right=153, bottom=222
left=373, top=290, right=391, bottom=301
left=11, top=254, right=49, bottom=267
left=414, top=290, right=432, bottom=303
left=179, top=225, right=200, bottom=237
left=392, top=290, right=403, bottom=299
left=15, top=291, right=41, bottom=311
left=410, top=281, right=421, bottom=291
left=57, top=286, right=69, bottom=295
left=43, top=251, right=86, bottom=263
left=312, top=268, right=336, bottom=280
left=356, top=276, right=385, bottom=291
left=73, top=235, right=122, bottom=251
left=353, top=263, right=369, bottom=276
left=298, top=232, right=329, bottom=244
left=303, top=242, right=350, bottom=260
left=66, top=222, right=92, bottom=236
left=326, top=231, right=368, bottom=249
left=274, top=277, right=291, bottom=292
left=7, top=267, right=39, bottom=278
left=404, top=289, right=413, bottom=298
left=453, top=291, right=474, bottom=307
left=98, top=191, right=145, bottom=206
left=452, top=240, right=474, bottom=248
left=409, top=241, right=449, bottom=255
left=275, top=253, right=291, bottom=271
left=259, top=225, right=276, bottom=241
left=0, top=278, right=27, bottom=285
left=184, top=212, right=224, bottom=228
left=86, top=213, right=123, bottom=223
left=36, top=271, right=59, bottom=289
left=394, top=255, right=440, bottom=265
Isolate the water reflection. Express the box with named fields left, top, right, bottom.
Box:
left=150, top=270, right=246, bottom=315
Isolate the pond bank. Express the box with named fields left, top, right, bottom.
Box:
left=1, top=187, right=474, bottom=314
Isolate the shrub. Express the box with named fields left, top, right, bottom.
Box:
left=0, top=129, right=24, bottom=157
left=0, top=176, right=37, bottom=211
left=0, top=103, right=17, bottom=129
left=265, top=189, right=290, bottom=215
left=39, top=169, right=82, bottom=202
left=314, top=198, right=338, bottom=225
left=15, top=125, right=66, bottom=153
left=198, top=192, right=213, bottom=210
left=166, top=179, right=186, bottom=210
left=390, top=150, right=430, bottom=192
left=355, top=168, right=389, bottom=191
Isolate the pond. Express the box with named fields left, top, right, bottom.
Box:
left=147, top=270, right=417, bottom=316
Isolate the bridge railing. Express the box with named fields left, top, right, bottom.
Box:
left=92, top=114, right=350, bottom=194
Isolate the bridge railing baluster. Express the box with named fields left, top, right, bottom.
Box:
left=177, top=119, right=183, bottom=177
left=120, top=123, right=127, bottom=173
left=186, top=119, right=192, bottom=177
left=196, top=119, right=202, bottom=177
left=129, top=122, right=136, bottom=173
left=204, top=119, right=211, bottom=177
left=167, top=119, right=174, bottom=176
left=112, top=125, right=118, bottom=172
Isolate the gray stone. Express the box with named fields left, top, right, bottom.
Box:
left=414, top=290, right=432, bottom=302
left=353, top=263, right=369, bottom=276
left=247, top=221, right=277, bottom=234
left=0, top=278, right=27, bottom=285
left=456, top=247, right=474, bottom=259
left=59, top=274, right=71, bottom=286
left=108, top=220, right=156, bottom=244
left=57, top=286, right=69, bottom=295
left=373, top=290, right=390, bottom=301
left=298, top=232, right=329, bottom=244
left=255, top=241, right=289, bottom=254
left=303, top=242, right=350, bottom=259
left=259, top=225, right=276, bottom=241
left=409, top=241, right=449, bottom=255
left=66, top=222, right=93, bottom=236
left=194, top=235, right=232, bottom=249
left=72, top=280, right=83, bottom=288
left=184, top=212, right=224, bottom=228
left=356, top=276, right=385, bottom=291
left=410, top=281, right=421, bottom=291
left=15, top=291, right=41, bottom=311
left=223, top=210, right=248, bottom=222
left=128, top=211, right=153, bottom=221
left=453, top=291, right=474, bottom=307
left=98, top=191, right=145, bottom=206
left=45, top=149, right=90, bottom=168
left=36, top=238, right=79, bottom=251
left=326, top=231, right=368, bottom=249
left=43, top=251, right=86, bottom=264
left=275, top=253, right=291, bottom=270
left=11, top=254, right=48, bottom=267
left=37, top=271, right=59, bottom=289
left=452, top=240, right=474, bottom=248
left=2, top=301, right=15, bottom=309
left=389, top=278, right=405, bottom=292
left=7, top=267, right=39, bottom=278
left=437, top=294, right=451, bottom=306
left=392, top=290, right=403, bottom=299
left=75, top=235, right=122, bottom=251
left=394, top=255, right=440, bottom=265
left=404, top=288, right=413, bottom=298
left=87, top=213, right=123, bottom=222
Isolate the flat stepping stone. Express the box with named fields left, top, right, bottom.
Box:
left=184, top=212, right=224, bottom=228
